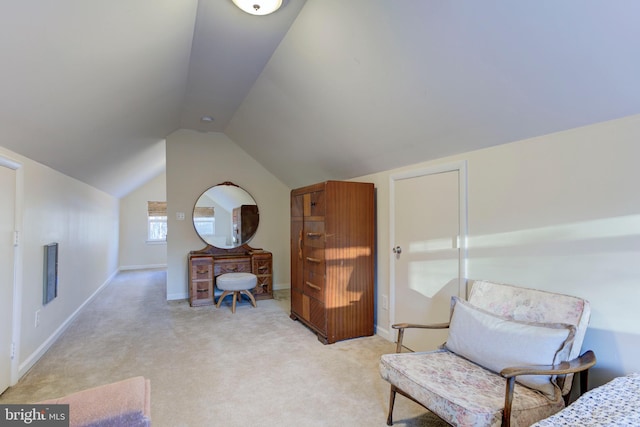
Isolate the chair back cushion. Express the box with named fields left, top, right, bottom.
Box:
left=445, top=297, right=575, bottom=399
left=467, top=280, right=590, bottom=394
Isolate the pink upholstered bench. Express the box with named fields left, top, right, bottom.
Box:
left=38, top=376, right=151, bottom=427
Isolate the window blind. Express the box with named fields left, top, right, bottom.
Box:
left=193, top=206, right=214, bottom=218
left=147, top=201, right=167, bottom=216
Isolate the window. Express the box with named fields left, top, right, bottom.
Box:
left=147, top=201, right=167, bottom=242
left=193, top=206, right=215, bottom=238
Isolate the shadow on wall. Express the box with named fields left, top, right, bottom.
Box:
left=581, top=327, right=638, bottom=388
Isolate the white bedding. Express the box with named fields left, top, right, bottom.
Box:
left=532, top=372, right=640, bottom=426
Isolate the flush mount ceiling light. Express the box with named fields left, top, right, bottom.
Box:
left=232, top=0, right=282, bottom=16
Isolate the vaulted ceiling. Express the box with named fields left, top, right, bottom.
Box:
left=2, top=1, right=639, bottom=197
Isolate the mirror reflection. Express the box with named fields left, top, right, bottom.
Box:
left=193, top=182, right=259, bottom=249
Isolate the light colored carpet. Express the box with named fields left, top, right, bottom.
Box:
left=0, top=269, right=448, bottom=426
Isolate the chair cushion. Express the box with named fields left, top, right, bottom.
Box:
left=380, top=350, right=565, bottom=427
left=216, top=272, right=257, bottom=291
left=445, top=297, right=575, bottom=399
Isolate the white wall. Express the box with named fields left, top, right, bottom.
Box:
left=119, top=172, right=167, bottom=270
left=0, top=146, right=119, bottom=381
left=5, top=112, right=634, bottom=388
left=359, top=114, right=640, bottom=387
left=165, top=129, right=290, bottom=300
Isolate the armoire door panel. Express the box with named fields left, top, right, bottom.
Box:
left=291, top=194, right=304, bottom=218
left=291, top=219, right=304, bottom=292
left=307, top=295, right=327, bottom=334
left=304, top=190, right=325, bottom=217
left=291, top=288, right=303, bottom=319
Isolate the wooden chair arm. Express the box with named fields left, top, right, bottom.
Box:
left=392, top=322, right=450, bottom=330
left=500, top=350, right=596, bottom=427
left=392, top=322, right=450, bottom=353
left=500, top=350, right=596, bottom=378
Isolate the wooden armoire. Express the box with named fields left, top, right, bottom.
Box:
left=290, top=180, right=375, bottom=344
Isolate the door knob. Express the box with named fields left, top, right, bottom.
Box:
left=392, top=246, right=402, bottom=254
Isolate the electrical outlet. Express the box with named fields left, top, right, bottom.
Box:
left=382, top=295, right=389, bottom=310
left=35, top=310, right=41, bottom=327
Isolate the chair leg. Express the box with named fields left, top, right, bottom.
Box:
left=241, top=290, right=257, bottom=308
left=218, top=289, right=255, bottom=313
left=387, top=385, right=397, bottom=426
left=216, top=291, right=232, bottom=308
left=231, top=292, right=238, bottom=313
left=502, top=377, right=515, bottom=427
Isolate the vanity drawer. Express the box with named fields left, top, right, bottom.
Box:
left=254, top=275, right=272, bottom=298
left=214, top=258, right=251, bottom=275
left=252, top=253, right=272, bottom=276
left=188, top=256, right=214, bottom=307
left=194, top=281, right=213, bottom=298
left=191, top=259, right=213, bottom=280
left=303, top=221, right=325, bottom=248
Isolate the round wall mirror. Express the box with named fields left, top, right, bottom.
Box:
left=193, top=182, right=259, bottom=249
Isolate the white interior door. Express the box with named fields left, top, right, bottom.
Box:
left=0, top=164, right=16, bottom=393
left=391, top=164, right=466, bottom=352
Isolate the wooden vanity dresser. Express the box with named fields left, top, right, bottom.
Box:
left=188, top=244, right=272, bottom=307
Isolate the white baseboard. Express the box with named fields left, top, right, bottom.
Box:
left=18, top=269, right=119, bottom=378
left=167, top=292, right=188, bottom=301
left=376, top=324, right=392, bottom=342
left=119, top=264, right=167, bottom=271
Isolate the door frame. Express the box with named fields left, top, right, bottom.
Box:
left=389, top=160, right=468, bottom=331
left=0, top=154, right=23, bottom=387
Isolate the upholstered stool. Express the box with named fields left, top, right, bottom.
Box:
left=215, top=272, right=257, bottom=313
